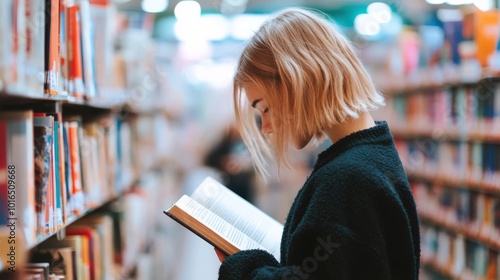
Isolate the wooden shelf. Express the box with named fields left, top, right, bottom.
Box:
left=392, top=130, right=500, bottom=143
left=408, top=173, right=500, bottom=197
left=0, top=90, right=130, bottom=111
left=383, top=76, right=500, bottom=96
left=421, top=260, right=455, bottom=279
left=27, top=156, right=166, bottom=251
left=419, top=214, right=500, bottom=253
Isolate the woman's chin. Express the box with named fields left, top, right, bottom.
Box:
left=291, top=137, right=312, bottom=150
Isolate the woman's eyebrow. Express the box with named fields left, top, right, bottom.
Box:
left=251, top=99, right=262, bottom=108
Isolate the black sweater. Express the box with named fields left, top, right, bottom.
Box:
left=218, top=121, right=421, bottom=280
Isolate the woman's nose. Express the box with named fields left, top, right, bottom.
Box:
left=261, top=114, right=272, bottom=134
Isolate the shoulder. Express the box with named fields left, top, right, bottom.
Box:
left=306, top=156, right=403, bottom=205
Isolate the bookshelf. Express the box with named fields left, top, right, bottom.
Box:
left=0, top=1, right=176, bottom=279
left=380, top=77, right=500, bottom=279
left=368, top=8, right=500, bottom=278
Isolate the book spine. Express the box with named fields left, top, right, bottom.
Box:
left=59, top=0, right=68, bottom=94
left=66, top=4, right=85, bottom=98
left=68, top=121, right=84, bottom=214
left=79, top=0, right=96, bottom=99
left=44, top=0, right=60, bottom=96
left=53, top=118, right=63, bottom=229
left=63, top=123, right=73, bottom=219
left=0, top=121, right=7, bottom=226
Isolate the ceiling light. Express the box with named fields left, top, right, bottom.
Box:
left=354, top=14, right=381, bottom=36
left=175, top=0, right=202, bottom=22
left=367, top=2, right=392, bottom=24
left=141, top=0, right=168, bottom=13
left=474, top=0, right=494, bottom=11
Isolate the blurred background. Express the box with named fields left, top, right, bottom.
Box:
left=1, top=0, right=500, bottom=279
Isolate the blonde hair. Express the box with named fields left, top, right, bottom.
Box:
left=233, top=7, right=384, bottom=177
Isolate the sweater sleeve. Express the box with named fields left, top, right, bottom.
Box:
left=218, top=169, right=417, bottom=280
left=218, top=228, right=391, bottom=280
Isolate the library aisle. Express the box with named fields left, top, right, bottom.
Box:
left=1, top=0, right=500, bottom=279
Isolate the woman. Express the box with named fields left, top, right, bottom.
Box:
left=216, top=7, right=420, bottom=279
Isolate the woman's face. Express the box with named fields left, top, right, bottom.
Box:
left=244, top=85, right=312, bottom=150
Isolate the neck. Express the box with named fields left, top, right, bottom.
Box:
left=323, top=112, right=375, bottom=144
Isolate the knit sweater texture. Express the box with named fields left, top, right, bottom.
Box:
left=218, top=121, right=421, bottom=280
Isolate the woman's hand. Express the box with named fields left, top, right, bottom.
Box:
left=214, top=247, right=226, bottom=262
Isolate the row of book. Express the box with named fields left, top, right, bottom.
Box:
left=421, top=223, right=500, bottom=280
left=0, top=109, right=138, bottom=271
left=18, top=166, right=182, bottom=280
left=16, top=171, right=172, bottom=280
left=375, top=9, right=500, bottom=93
left=25, top=213, right=115, bottom=280
left=412, top=181, right=500, bottom=252
left=0, top=0, right=115, bottom=99
left=0, top=108, right=175, bottom=274
left=386, top=82, right=500, bottom=141
left=395, top=139, right=500, bottom=190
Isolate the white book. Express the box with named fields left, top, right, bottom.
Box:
left=164, top=177, right=283, bottom=260
left=79, top=0, right=96, bottom=99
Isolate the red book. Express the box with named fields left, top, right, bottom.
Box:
left=66, top=226, right=100, bottom=280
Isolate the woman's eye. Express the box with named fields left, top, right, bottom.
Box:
left=263, top=107, right=269, bottom=113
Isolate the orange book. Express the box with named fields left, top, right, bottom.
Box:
left=89, top=0, right=109, bottom=7
left=67, top=5, right=85, bottom=98
left=44, top=0, right=60, bottom=95
left=474, top=10, right=500, bottom=67
left=68, top=121, right=84, bottom=214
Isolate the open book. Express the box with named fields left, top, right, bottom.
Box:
left=164, top=177, right=283, bottom=260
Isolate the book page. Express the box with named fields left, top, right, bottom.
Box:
left=190, top=177, right=283, bottom=260
left=167, top=195, right=265, bottom=255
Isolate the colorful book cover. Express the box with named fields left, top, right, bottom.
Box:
left=34, top=115, right=54, bottom=235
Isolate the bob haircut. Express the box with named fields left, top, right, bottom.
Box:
left=233, top=7, right=384, bottom=177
